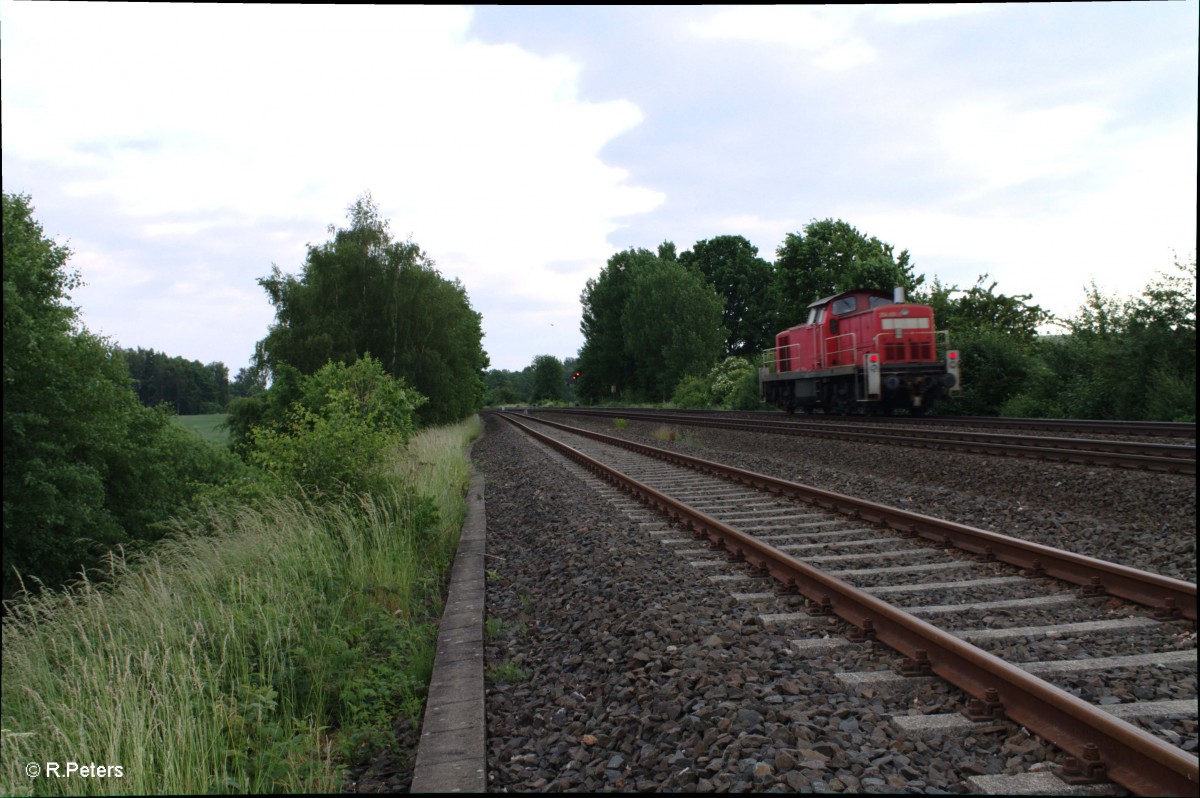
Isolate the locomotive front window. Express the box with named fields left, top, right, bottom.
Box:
left=831, top=297, right=857, bottom=315
left=869, top=296, right=895, bottom=309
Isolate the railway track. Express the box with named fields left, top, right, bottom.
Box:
left=619, top=408, right=1197, bottom=440
left=491, top=410, right=1198, bottom=796
left=533, top=407, right=1196, bottom=474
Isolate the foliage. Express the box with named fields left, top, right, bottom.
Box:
left=245, top=356, right=424, bottom=500
left=1003, top=259, right=1196, bottom=420
left=484, top=356, right=578, bottom=407
left=256, top=193, right=488, bottom=426
left=529, top=354, right=565, bottom=403
left=621, top=258, right=728, bottom=402
left=230, top=361, right=270, bottom=399
left=576, top=246, right=725, bottom=403
left=3, top=193, right=244, bottom=597
left=223, top=362, right=308, bottom=456
left=775, top=219, right=922, bottom=323
left=671, top=374, right=713, bottom=409
left=942, top=328, right=1033, bottom=416
left=903, top=274, right=1051, bottom=416
left=484, top=369, right=527, bottom=406
left=680, top=235, right=782, bottom=357
left=916, top=274, right=1051, bottom=346
left=669, top=357, right=763, bottom=411
left=708, top=356, right=762, bottom=410
left=121, top=346, right=231, bottom=414
left=576, top=247, right=658, bottom=402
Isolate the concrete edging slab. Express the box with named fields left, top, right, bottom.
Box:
left=411, top=430, right=487, bottom=793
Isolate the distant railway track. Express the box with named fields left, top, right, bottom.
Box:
left=577, top=407, right=1198, bottom=439
left=533, top=407, right=1196, bottom=475
left=788, top=413, right=1197, bottom=440
left=492, top=410, right=1198, bottom=797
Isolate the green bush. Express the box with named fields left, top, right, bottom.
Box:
left=244, top=356, right=424, bottom=500
left=709, top=356, right=762, bottom=410
left=671, top=374, right=712, bottom=408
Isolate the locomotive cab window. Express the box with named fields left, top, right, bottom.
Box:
left=869, top=296, right=895, bottom=309
left=831, top=297, right=858, bottom=315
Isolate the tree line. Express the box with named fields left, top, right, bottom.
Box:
left=494, top=219, right=1195, bottom=421
left=3, top=191, right=489, bottom=596
left=121, top=347, right=231, bottom=414
left=484, top=354, right=581, bottom=406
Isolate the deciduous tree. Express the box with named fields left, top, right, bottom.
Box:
left=257, top=194, right=488, bottom=425
left=680, top=235, right=781, bottom=358
left=529, top=355, right=565, bottom=403
left=576, top=247, right=658, bottom=402
left=621, top=259, right=727, bottom=402
left=775, top=219, right=921, bottom=323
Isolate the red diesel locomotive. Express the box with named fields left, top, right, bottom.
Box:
left=759, top=288, right=960, bottom=415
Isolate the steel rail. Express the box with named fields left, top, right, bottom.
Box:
left=496, top=411, right=1199, bottom=796
left=534, top=408, right=1196, bottom=473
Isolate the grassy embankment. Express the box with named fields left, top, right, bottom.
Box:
left=1, top=415, right=480, bottom=795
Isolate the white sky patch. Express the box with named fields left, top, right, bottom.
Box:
left=873, top=5, right=991, bottom=24
left=937, top=100, right=1114, bottom=194
left=690, top=7, right=876, bottom=71
left=66, top=242, right=157, bottom=291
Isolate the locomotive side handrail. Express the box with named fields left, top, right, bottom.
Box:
left=824, top=332, right=857, bottom=368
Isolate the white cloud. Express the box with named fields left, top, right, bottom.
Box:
left=873, top=5, right=990, bottom=24
left=689, top=7, right=876, bottom=71
left=686, top=5, right=986, bottom=70
left=936, top=101, right=1113, bottom=193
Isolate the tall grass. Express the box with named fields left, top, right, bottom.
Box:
left=1, top=416, right=480, bottom=796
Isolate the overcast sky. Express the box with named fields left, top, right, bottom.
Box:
left=3, top=3, right=1196, bottom=374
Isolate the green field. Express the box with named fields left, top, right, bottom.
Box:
left=172, top=413, right=230, bottom=445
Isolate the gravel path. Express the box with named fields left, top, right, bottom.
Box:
left=477, top=414, right=1197, bottom=793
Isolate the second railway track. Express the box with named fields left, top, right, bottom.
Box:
left=533, top=407, right=1197, bottom=474
left=490, top=410, right=1198, bottom=796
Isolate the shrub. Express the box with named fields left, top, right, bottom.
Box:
left=671, top=375, right=712, bottom=409
left=245, top=356, right=424, bottom=500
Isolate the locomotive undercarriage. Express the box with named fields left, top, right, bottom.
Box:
left=761, top=365, right=953, bottom=416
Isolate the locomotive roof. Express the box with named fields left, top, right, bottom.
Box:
left=806, top=288, right=895, bottom=309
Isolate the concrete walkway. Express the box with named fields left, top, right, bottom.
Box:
left=410, top=447, right=488, bottom=792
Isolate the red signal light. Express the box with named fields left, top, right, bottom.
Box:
left=949, top=351, right=958, bottom=360
left=869, top=354, right=878, bottom=363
